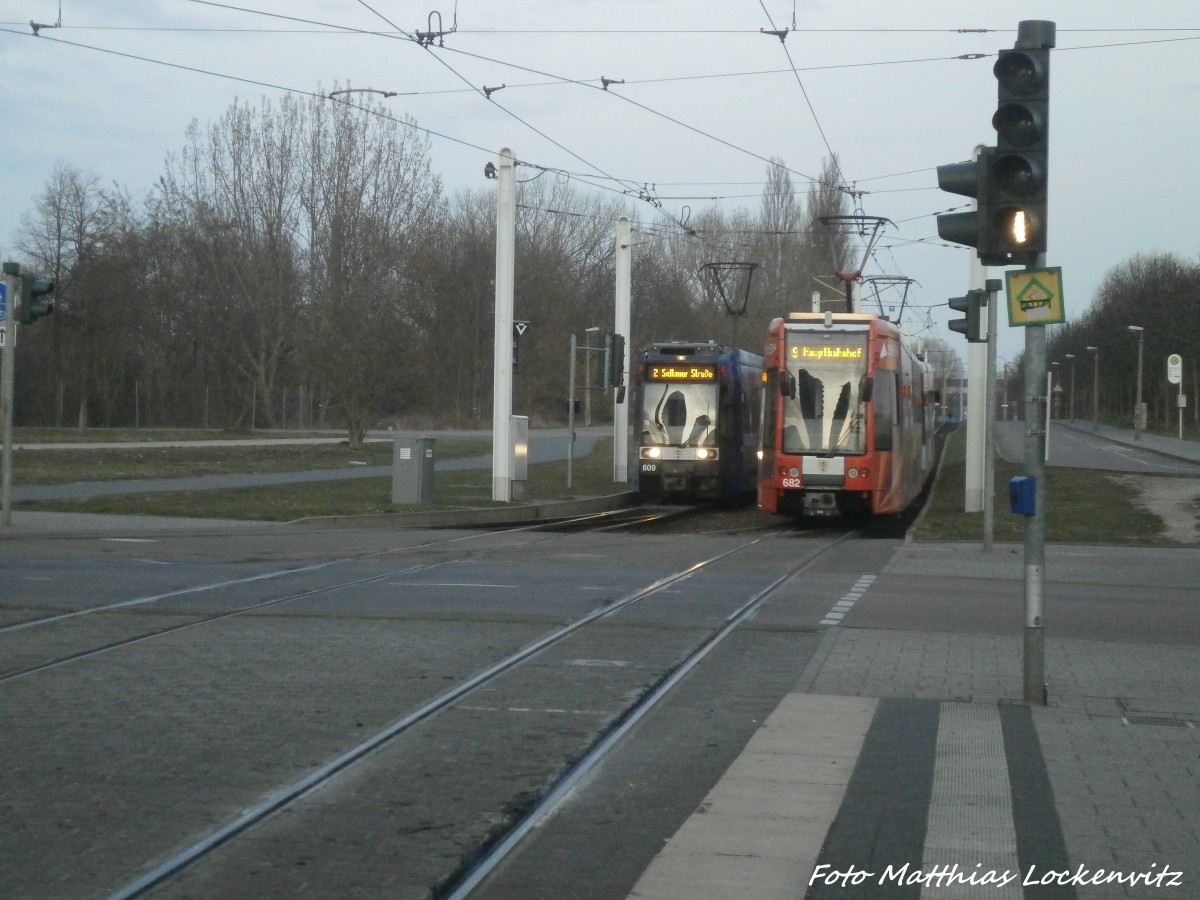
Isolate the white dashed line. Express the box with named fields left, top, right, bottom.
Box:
left=820, top=574, right=876, bottom=625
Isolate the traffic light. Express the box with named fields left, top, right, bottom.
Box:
left=936, top=20, right=1054, bottom=267
left=936, top=149, right=997, bottom=258
left=991, top=42, right=1050, bottom=263
left=948, top=289, right=985, bottom=343
left=603, top=332, right=625, bottom=389
left=18, top=274, right=54, bottom=325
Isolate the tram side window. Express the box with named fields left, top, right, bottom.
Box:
left=873, top=372, right=896, bottom=451
left=718, top=383, right=734, bottom=440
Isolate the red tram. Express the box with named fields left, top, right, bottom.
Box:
left=758, top=312, right=937, bottom=517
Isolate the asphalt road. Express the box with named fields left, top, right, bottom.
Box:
left=995, top=419, right=1200, bottom=474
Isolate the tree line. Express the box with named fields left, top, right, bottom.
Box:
left=1032, top=252, right=1200, bottom=429
left=32, top=89, right=1196, bottom=444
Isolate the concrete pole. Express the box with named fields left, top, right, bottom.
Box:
left=614, top=216, right=631, bottom=483
left=491, top=148, right=516, bottom=502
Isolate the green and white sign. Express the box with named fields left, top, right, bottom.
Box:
left=1167, top=353, right=1182, bottom=385
left=1005, top=267, right=1065, bottom=327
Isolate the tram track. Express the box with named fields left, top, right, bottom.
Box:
left=2, top=511, right=864, bottom=897
left=0, top=507, right=704, bottom=682
left=88, top=524, right=856, bottom=900
left=0, top=526, right=566, bottom=681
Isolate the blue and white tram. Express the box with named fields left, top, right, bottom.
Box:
left=634, top=341, right=764, bottom=502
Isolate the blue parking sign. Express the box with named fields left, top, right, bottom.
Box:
left=0, top=281, right=6, bottom=323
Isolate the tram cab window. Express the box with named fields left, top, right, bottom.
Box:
left=782, top=333, right=868, bottom=455
left=641, top=381, right=717, bottom=447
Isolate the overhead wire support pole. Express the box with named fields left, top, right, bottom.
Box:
left=492, top=148, right=516, bottom=503
left=613, top=217, right=632, bottom=484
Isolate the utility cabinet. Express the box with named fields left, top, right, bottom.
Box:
left=392, top=436, right=436, bottom=504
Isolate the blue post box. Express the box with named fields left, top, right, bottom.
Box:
left=1009, top=476, right=1035, bottom=516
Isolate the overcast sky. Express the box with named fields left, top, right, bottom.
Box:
left=3, top=1, right=1197, bottom=368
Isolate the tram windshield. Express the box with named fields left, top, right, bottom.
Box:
left=782, top=333, right=868, bottom=455
left=640, top=382, right=717, bottom=447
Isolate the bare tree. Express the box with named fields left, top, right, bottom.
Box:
left=17, top=162, right=126, bottom=429
left=158, top=97, right=306, bottom=431
left=300, top=91, right=443, bottom=447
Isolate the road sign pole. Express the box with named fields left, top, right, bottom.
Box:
left=1168, top=354, right=1184, bottom=440
left=1023, top=257, right=1047, bottom=705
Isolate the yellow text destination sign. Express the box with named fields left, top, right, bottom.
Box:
left=648, top=364, right=716, bottom=382
left=1005, top=267, right=1065, bottom=327
left=790, top=345, right=865, bottom=360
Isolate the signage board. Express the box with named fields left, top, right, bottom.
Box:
left=1167, top=353, right=1182, bottom=385
left=1005, top=267, right=1066, bottom=327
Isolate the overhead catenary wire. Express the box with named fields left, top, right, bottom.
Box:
left=8, top=4, right=1197, bottom=319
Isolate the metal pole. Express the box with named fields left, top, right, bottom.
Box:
left=492, top=148, right=516, bottom=501
left=584, top=326, right=600, bottom=427
left=964, top=146, right=988, bottom=514
left=1068, top=357, right=1076, bottom=421
left=1088, top=347, right=1099, bottom=431
left=567, top=332, right=576, bottom=489
left=1023, top=261, right=1047, bottom=706
left=983, top=278, right=1000, bottom=551
left=1044, top=370, right=1052, bottom=463
left=1134, top=329, right=1144, bottom=440
left=1, top=268, right=19, bottom=527
left=1179, top=378, right=1184, bottom=441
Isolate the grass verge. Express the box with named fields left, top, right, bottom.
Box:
left=915, top=427, right=1168, bottom=545
left=17, top=438, right=622, bottom=522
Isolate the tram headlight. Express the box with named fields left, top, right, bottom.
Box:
left=756, top=450, right=763, bottom=460
left=847, top=468, right=859, bottom=479
left=644, top=447, right=661, bottom=459
left=696, top=448, right=710, bottom=460
left=789, top=467, right=800, bottom=478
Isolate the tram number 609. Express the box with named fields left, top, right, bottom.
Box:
left=641, top=463, right=657, bottom=473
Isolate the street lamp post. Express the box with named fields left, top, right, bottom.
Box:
left=1129, top=325, right=1145, bottom=440
left=1086, top=346, right=1099, bottom=431
left=584, top=326, right=601, bottom=426
left=1064, top=353, right=1076, bottom=421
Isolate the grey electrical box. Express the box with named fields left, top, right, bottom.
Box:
left=510, top=415, right=529, bottom=501
left=392, top=436, right=436, bottom=504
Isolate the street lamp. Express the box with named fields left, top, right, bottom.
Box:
left=1128, top=325, right=1144, bottom=440
left=1064, top=353, right=1076, bottom=421
left=1086, top=346, right=1099, bottom=431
